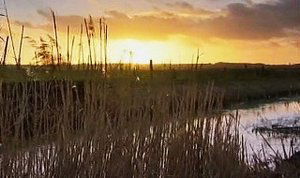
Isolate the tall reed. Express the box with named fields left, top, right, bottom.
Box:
left=0, top=78, right=253, bottom=177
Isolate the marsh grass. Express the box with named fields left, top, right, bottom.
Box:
left=0, top=84, right=242, bottom=177
left=0, top=79, right=223, bottom=141
left=0, top=78, right=256, bottom=177
left=0, top=115, right=250, bottom=177
left=1, top=76, right=296, bottom=177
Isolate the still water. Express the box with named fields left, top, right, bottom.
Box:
left=231, top=98, right=300, bottom=160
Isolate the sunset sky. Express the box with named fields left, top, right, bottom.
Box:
left=1, top=0, right=300, bottom=64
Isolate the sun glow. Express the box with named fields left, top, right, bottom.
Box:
left=109, top=39, right=184, bottom=64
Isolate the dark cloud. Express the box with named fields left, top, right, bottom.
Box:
left=191, top=0, right=300, bottom=40
left=33, top=9, right=85, bottom=32
left=14, top=20, right=36, bottom=28
left=165, top=1, right=214, bottom=15
left=166, top=1, right=194, bottom=10
left=18, top=0, right=300, bottom=42
left=36, top=9, right=51, bottom=20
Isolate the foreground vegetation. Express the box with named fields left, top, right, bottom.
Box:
left=0, top=65, right=300, bottom=177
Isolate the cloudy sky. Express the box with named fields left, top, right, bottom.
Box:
left=1, top=0, right=300, bottom=64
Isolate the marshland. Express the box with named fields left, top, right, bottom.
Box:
left=0, top=0, right=300, bottom=177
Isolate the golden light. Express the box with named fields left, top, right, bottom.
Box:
left=109, top=39, right=184, bottom=64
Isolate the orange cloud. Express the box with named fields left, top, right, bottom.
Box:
left=16, top=0, right=298, bottom=43
left=3, top=0, right=299, bottom=65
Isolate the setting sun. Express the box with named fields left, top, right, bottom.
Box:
left=109, top=38, right=190, bottom=64
left=0, top=0, right=298, bottom=65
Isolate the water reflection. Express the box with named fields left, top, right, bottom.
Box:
left=231, top=99, right=300, bottom=159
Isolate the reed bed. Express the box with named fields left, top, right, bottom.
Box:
left=0, top=78, right=259, bottom=177
left=0, top=115, right=250, bottom=177
left=0, top=79, right=223, bottom=141
left=0, top=75, right=298, bottom=177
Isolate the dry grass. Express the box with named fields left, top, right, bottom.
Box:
left=0, top=79, right=255, bottom=177
left=0, top=71, right=298, bottom=177
left=0, top=80, right=223, bottom=141
left=0, top=115, right=249, bottom=177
